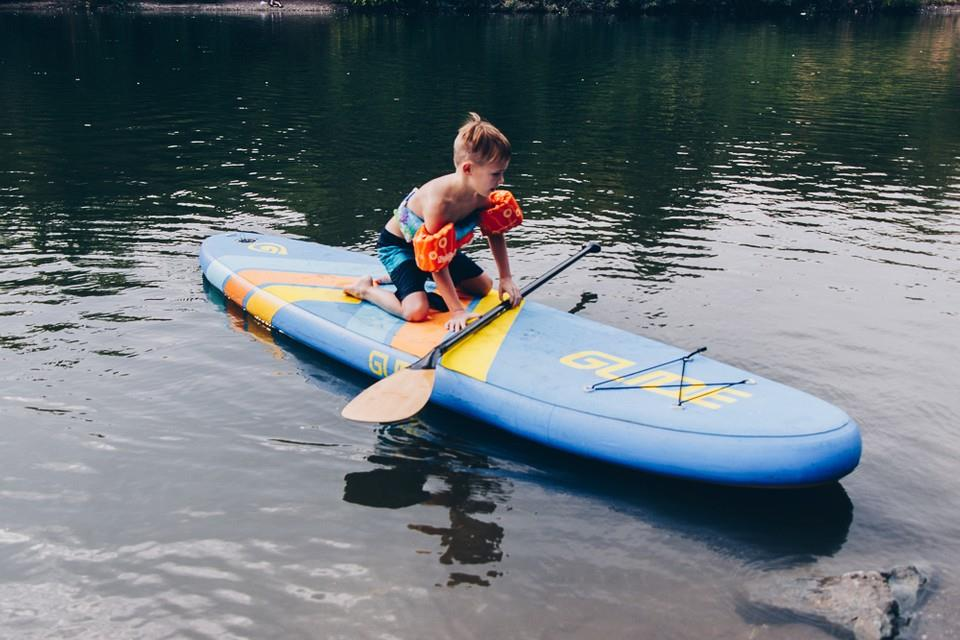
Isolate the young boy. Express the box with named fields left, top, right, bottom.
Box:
left=344, top=112, right=523, bottom=332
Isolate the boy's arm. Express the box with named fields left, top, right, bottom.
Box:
left=487, top=234, right=521, bottom=307
left=433, top=267, right=479, bottom=331
left=421, top=199, right=480, bottom=331
left=433, top=266, right=464, bottom=315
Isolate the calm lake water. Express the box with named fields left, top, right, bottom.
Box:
left=1, top=7, right=958, bottom=639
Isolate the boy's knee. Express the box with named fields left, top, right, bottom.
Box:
left=401, top=298, right=430, bottom=322
left=403, top=308, right=429, bottom=322
left=403, top=309, right=430, bottom=322
left=461, top=273, right=492, bottom=296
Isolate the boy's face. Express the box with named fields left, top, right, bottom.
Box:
left=468, top=159, right=509, bottom=196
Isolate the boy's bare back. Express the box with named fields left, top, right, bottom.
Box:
left=408, top=173, right=488, bottom=228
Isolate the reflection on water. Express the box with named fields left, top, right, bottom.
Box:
left=342, top=411, right=854, bottom=586
left=595, top=472, right=853, bottom=563
left=345, top=422, right=507, bottom=587
left=412, top=406, right=854, bottom=563
left=204, top=277, right=288, bottom=361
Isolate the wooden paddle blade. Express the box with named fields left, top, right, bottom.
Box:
left=340, top=368, right=437, bottom=423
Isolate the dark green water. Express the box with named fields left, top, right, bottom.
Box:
left=1, top=8, right=958, bottom=639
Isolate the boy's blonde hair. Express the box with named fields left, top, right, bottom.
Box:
left=453, top=112, right=511, bottom=167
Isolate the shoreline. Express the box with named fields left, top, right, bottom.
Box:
left=0, top=0, right=342, bottom=13
left=1, top=0, right=958, bottom=15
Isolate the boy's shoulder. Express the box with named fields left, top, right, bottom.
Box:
left=417, top=173, right=454, bottom=197
left=412, top=176, right=457, bottom=217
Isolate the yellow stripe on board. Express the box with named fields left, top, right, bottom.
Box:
left=442, top=294, right=524, bottom=382
left=246, top=284, right=359, bottom=325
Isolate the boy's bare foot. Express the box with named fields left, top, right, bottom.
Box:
left=344, top=275, right=374, bottom=299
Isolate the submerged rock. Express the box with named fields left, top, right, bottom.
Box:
left=741, top=565, right=929, bottom=639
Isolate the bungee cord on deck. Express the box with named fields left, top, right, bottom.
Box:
left=586, top=346, right=754, bottom=407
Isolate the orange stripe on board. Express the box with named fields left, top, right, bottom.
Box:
left=236, top=270, right=357, bottom=289
left=223, top=276, right=256, bottom=307
left=224, top=271, right=354, bottom=308
left=246, top=285, right=361, bottom=326
left=389, top=292, right=495, bottom=357
left=388, top=293, right=511, bottom=362
left=223, top=270, right=361, bottom=327
left=390, top=315, right=450, bottom=358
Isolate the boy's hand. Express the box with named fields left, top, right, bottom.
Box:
left=499, top=276, right=522, bottom=308
left=445, top=310, right=481, bottom=332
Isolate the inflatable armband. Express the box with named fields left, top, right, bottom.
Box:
left=479, top=190, right=523, bottom=236
left=413, top=222, right=458, bottom=272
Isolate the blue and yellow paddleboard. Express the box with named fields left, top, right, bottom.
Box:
left=200, top=232, right=861, bottom=487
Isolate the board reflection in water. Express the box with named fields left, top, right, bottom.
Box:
left=344, top=422, right=507, bottom=588
left=591, top=472, right=855, bottom=563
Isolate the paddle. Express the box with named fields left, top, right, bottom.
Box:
left=341, top=241, right=602, bottom=423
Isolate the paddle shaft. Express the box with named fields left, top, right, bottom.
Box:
left=416, top=241, right=601, bottom=370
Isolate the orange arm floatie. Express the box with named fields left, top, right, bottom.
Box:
left=479, top=190, right=523, bottom=236
left=413, top=222, right=458, bottom=273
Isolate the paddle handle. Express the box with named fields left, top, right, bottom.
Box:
left=418, top=242, right=602, bottom=369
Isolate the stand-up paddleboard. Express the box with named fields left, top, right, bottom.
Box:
left=200, top=232, right=861, bottom=487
